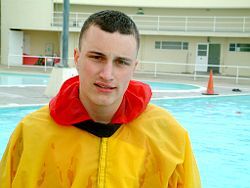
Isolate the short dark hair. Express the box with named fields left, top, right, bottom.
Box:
left=78, top=10, right=140, bottom=52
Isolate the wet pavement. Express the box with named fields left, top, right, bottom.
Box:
left=0, top=86, right=50, bottom=106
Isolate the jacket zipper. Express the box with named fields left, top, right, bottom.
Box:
left=97, top=138, right=108, bottom=188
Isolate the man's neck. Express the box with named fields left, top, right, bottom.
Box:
left=80, top=96, right=121, bottom=124
left=87, top=107, right=115, bottom=124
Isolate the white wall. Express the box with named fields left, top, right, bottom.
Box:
left=24, top=31, right=60, bottom=56
left=223, top=38, right=250, bottom=76
left=1, top=0, right=53, bottom=65
left=54, top=0, right=250, bottom=8
left=6, top=0, right=53, bottom=30
left=1, top=0, right=250, bottom=76
left=138, top=35, right=250, bottom=76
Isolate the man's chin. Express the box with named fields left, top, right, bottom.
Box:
left=93, top=97, right=121, bottom=107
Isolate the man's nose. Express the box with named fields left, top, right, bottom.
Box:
left=99, top=61, right=114, bottom=81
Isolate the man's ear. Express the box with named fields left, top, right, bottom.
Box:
left=74, top=48, right=79, bottom=70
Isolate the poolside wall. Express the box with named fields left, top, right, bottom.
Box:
left=138, top=36, right=250, bottom=77
left=1, top=0, right=250, bottom=77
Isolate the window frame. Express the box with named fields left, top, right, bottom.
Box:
left=229, top=43, right=250, bottom=52
left=155, top=41, right=189, bottom=50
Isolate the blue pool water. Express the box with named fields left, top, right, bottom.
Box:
left=0, top=95, right=250, bottom=188
left=0, top=72, right=49, bottom=85
left=145, top=80, right=200, bottom=90
left=153, top=95, right=250, bottom=188
left=0, top=72, right=200, bottom=91
left=0, top=106, right=41, bottom=157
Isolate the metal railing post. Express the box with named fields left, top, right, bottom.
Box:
left=154, top=62, right=157, bottom=77
left=185, top=16, right=188, bottom=31
left=243, top=17, right=246, bottom=32
left=213, top=16, right=216, bottom=32
left=236, top=65, right=239, bottom=84
left=44, top=57, right=47, bottom=72
left=7, top=54, right=10, bottom=68
left=75, top=13, right=78, bottom=27
left=62, top=0, right=69, bottom=68
left=193, top=65, right=197, bottom=80
left=157, top=16, right=160, bottom=31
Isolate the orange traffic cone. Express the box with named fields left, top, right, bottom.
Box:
left=202, top=69, right=218, bottom=95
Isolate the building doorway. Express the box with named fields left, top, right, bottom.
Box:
left=195, top=43, right=221, bottom=73
left=8, top=30, right=23, bottom=66
left=208, top=44, right=221, bottom=73
left=195, top=43, right=208, bottom=72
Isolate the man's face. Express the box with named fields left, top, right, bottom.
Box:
left=74, top=25, right=138, bottom=110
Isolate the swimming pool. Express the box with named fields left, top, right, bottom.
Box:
left=0, top=106, right=41, bottom=157
left=0, top=95, right=249, bottom=188
left=0, top=72, right=49, bottom=86
left=153, top=95, right=250, bottom=188
left=144, top=80, right=201, bottom=91
left=0, top=72, right=202, bottom=91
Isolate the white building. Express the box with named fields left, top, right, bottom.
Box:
left=1, top=0, right=250, bottom=77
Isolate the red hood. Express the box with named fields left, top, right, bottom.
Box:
left=49, top=76, right=152, bottom=125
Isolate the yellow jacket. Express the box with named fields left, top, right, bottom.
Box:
left=0, top=104, right=201, bottom=188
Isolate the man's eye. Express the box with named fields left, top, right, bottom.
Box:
left=89, top=55, right=103, bottom=61
left=117, top=60, right=130, bottom=66
left=92, top=56, right=101, bottom=59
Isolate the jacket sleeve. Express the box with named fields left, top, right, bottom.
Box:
left=0, top=123, right=23, bottom=188
left=168, top=133, right=201, bottom=188
left=183, top=133, right=201, bottom=187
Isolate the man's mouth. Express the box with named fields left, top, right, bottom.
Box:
left=94, top=83, right=116, bottom=90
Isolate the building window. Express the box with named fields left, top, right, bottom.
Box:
left=155, top=41, right=188, bottom=50
left=155, top=41, right=161, bottom=49
left=229, top=43, right=250, bottom=52
left=183, top=42, right=188, bottom=50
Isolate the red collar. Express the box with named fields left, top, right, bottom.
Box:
left=49, top=76, right=152, bottom=125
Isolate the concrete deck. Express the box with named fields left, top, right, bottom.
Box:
left=1, top=65, right=250, bottom=107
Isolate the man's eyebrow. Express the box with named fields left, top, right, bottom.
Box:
left=87, top=51, right=105, bottom=56
left=116, top=56, right=133, bottom=63
left=88, top=51, right=133, bottom=62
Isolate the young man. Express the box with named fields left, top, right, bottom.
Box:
left=0, top=10, right=201, bottom=187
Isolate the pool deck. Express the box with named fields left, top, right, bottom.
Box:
left=1, top=65, right=250, bottom=106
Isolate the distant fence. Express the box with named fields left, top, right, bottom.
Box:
left=7, top=54, right=250, bottom=84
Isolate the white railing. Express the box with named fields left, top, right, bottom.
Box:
left=52, top=12, right=90, bottom=28
left=52, top=12, right=250, bottom=33
left=7, top=54, right=73, bottom=72
left=136, top=61, right=250, bottom=84
left=7, top=54, right=250, bottom=84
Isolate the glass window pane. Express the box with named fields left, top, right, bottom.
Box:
left=198, top=51, right=207, bottom=56
left=183, top=42, right=188, bottom=50
left=155, top=41, right=161, bottom=49
left=162, top=41, right=182, bottom=49
left=160, top=41, right=189, bottom=50
left=198, top=45, right=207, bottom=50
left=238, top=43, right=250, bottom=52
left=229, top=43, right=235, bottom=51
left=229, top=47, right=235, bottom=51
left=167, top=42, right=182, bottom=49
left=162, top=41, right=168, bottom=49
left=230, top=43, right=250, bottom=52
